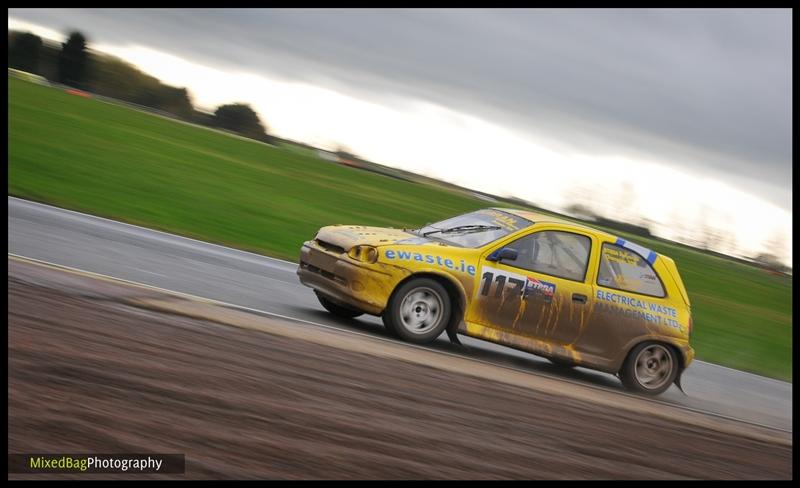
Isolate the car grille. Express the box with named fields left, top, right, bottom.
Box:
left=315, top=239, right=346, bottom=254
left=300, top=261, right=346, bottom=284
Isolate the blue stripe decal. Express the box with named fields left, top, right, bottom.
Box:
left=615, top=237, right=657, bottom=264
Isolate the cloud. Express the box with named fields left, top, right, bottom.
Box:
left=9, top=9, right=792, bottom=208
left=9, top=8, right=791, bottom=212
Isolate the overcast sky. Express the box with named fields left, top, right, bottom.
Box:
left=8, top=9, right=793, bottom=264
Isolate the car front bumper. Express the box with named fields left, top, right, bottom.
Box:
left=296, top=241, right=395, bottom=316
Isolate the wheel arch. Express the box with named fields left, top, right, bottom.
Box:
left=386, top=271, right=468, bottom=342
left=388, top=271, right=468, bottom=312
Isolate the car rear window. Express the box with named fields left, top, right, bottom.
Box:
left=597, top=243, right=665, bottom=297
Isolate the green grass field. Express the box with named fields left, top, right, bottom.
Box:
left=9, top=76, right=792, bottom=380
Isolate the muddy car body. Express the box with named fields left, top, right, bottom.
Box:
left=298, top=208, right=694, bottom=395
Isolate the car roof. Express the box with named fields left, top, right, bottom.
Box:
left=494, top=207, right=618, bottom=240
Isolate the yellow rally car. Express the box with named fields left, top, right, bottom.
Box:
left=297, top=208, right=694, bottom=395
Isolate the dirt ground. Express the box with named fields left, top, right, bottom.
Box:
left=8, top=261, right=792, bottom=479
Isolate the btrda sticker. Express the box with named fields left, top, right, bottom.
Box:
left=523, top=276, right=556, bottom=303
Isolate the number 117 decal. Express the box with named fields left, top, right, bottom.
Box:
left=479, top=265, right=556, bottom=303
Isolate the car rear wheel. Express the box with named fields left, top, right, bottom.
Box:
left=382, top=278, right=451, bottom=344
left=620, top=342, right=678, bottom=395
left=316, top=292, right=364, bottom=318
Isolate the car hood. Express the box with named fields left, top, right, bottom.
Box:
left=315, top=225, right=429, bottom=250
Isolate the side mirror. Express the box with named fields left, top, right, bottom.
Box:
left=487, top=247, right=518, bottom=262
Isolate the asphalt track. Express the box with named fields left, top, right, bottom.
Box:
left=7, top=196, right=792, bottom=433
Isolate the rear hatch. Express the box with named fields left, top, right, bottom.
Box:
left=660, top=255, right=691, bottom=307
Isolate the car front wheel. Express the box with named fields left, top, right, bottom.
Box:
left=382, top=278, right=451, bottom=344
left=620, top=342, right=679, bottom=395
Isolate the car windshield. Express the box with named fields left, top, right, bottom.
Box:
left=412, top=209, right=532, bottom=248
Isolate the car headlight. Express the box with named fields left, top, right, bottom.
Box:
left=348, top=245, right=378, bottom=263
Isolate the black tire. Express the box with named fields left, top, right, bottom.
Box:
left=382, top=277, right=451, bottom=344
left=547, top=357, right=577, bottom=369
left=316, top=292, right=363, bottom=318
left=620, top=342, right=679, bottom=395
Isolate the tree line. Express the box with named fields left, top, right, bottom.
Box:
left=8, top=30, right=270, bottom=144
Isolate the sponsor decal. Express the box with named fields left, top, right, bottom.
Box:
left=482, top=209, right=526, bottom=231
left=595, top=290, right=683, bottom=331
left=383, top=249, right=476, bottom=276
left=523, top=276, right=556, bottom=303
left=603, top=246, right=640, bottom=266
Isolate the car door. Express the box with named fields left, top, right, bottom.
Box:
left=574, top=239, right=672, bottom=362
left=466, top=227, right=595, bottom=346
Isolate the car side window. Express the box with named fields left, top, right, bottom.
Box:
left=502, top=231, right=591, bottom=282
left=597, top=243, right=665, bottom=297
